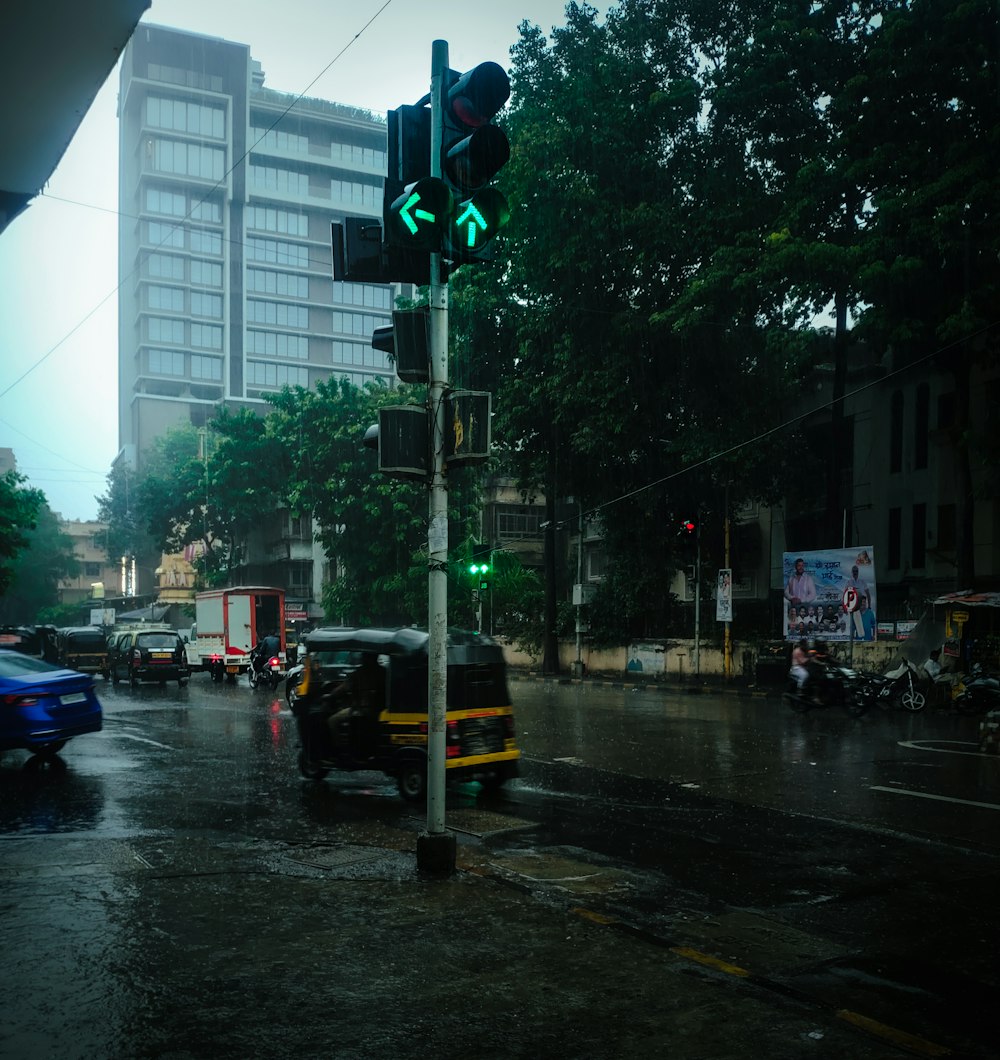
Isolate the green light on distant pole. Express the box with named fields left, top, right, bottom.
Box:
left=468, top=561, right=490, bottom=575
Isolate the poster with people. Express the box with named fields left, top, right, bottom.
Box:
left=782, top=547, right=877, bottom=643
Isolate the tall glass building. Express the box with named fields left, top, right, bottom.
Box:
left=117, top=23, right=398, bottom=466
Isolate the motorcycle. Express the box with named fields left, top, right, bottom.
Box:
left=783, top=658, right=869, bottom=717
left=248, top=652, right=283, bottom=691
left=954, top=665, right=1000, bottom=716
left=860, top=658, right=927, bottom=712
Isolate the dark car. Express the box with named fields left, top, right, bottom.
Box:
left=0, top=648, right=103, bottom=757
left=110, top=629, right=190, bottom=688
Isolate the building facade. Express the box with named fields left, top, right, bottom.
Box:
left=117, top=24, right=405, bottom=612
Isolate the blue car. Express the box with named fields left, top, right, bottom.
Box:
left=0, top=649, right=103, bottom=757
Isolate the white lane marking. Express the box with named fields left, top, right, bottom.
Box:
left=897, top=739, right=987, bottom=758
left=870, top=785, right=1000, bottom=811
left=112, top=733, right=178, bottom=751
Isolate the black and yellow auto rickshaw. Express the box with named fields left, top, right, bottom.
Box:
left=290, top=627, right=520, bottom=801
left=57, top=626, right=111, bottom=678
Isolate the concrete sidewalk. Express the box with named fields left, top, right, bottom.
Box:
left=0, top=811, right=958, bottom=1059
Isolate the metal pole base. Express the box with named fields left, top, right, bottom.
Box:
left=416, top=831, right=456, bottom=877
left=571, top=660, right=585, bottom=678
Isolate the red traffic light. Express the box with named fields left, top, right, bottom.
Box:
left=681, top=520, right=696, bottom=533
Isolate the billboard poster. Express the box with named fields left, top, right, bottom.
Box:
left=716, top=569, right=733, bottom=622
left=782, top=547, right=877, bottom=643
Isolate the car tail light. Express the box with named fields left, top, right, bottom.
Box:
left=268, top=656, right=280, bottom=669
left=3, top=694, right=40, bottom=706
left=446, top=719, right=461, bottom=743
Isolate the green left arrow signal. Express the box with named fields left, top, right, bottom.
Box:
left=386, top=178, right=454, bottom=251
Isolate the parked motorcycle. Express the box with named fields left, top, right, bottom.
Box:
left=861, top=658, right=927, bottom=712
left=954, top=665, right=1000, bottom=716
left=783, top=659, right=869, bottom=716
left=248, top=653, right=283, bottom=691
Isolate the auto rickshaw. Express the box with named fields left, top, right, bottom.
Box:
left=290, top=626, right=520, bottom=801
left=56, top=626, right=111, bottom=678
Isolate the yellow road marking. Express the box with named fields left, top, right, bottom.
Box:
left=670, top=946, right=751, bottom=977
left=837, top=1009, right=952, bottom=1056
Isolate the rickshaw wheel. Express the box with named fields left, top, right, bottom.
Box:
left=397, top=762, right=427, bottom=802
left=297, top=750, right=329, bottom=781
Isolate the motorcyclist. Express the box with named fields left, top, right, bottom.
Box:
left=250, top=631, right=281, bottom=675
left=789, top=639, right=810, bottom=697
left=804, top=638, right=832, bottom=700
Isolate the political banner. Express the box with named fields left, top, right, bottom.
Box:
left=716, top=569, right=732, bottom=622
left=782, top=546, right=877, bottom=643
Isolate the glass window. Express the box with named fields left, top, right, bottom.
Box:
left=148, top=348, right=185, bottom=375
left=330, top=179, right=380, bottom=207
left=248, top=270, right=308, bottom=299
left=190, top=229, right=222, bottom=255
left=247, top=331, right=308, bottom=359
left=147, top=96, right=225, bottom=139
left=248, top=164, right=310, bottom=195
left=147, top=253, right=185, bottom=280
left=247, top=238, right=309, bottom=268
left=889, top=390, right=903, bottom=474
left=246, top=206, right=308, bottom=237
left=147, top=221, right=184, bottom=249
left=191, top=323, right=223, bottom=349
left=148, top=285, right=184, bottom=312
left=250, top=126, right=309, bottom=154
left=887, top=507, right=901, bottom=570
left=145, top=186, right=186, bottom=217
left=247, top=301, right=308, bottom=329
left=191, top=291, right=222, bottom=318
left=190, top=198, right=222, bottom=223
left=191, top=355, right=222, bottom=381
left=247, top=361, right=308, bottom=388
left=331, top=311, right=386, bottom=338
left=148, top=317, right=184, bottom=344
left=332, top=281, right=391, bottom=309
left=191, top=259, right=222, bottom=287
left=152, top=139, right=225, bottom=180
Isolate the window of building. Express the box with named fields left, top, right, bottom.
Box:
left=887, top=507, right=902, bottom=570
left=914, top=383, right=929, bottom=470
left=332, top=281, right=391, bottom=310
left=147, top=285, right=184, bottom=312
left=190, top=259, right=222, bottom=287
left=587, top=547, right=607, bottom=581
left=495, top=505, right=542, bottom=540
left=246, top=206, right=308, bottom=237
left=331, top=142, right=387, bottom=170
left=247, top=301, right=308, bottom=329
left=191, top=291, right=222, bottom=318
left=145, top=186, right=186, bottom=217
left=147, top=253, right=185, bottom=280
left=146, top=221, right=185, bottom=249
left=190, top=229, right=222, bottom=255
left=331, top=370, right=388, bottom=388
left=912, top=502, right=926, bottom=568
left=287, top=562, right=312, bottom=592
left=191, top=323, right=223, bottom=349
left=148, top=348, right=185, bottom=376
left=247, top=237, right=309, bottom=268
left=84, top=562, right=102, bottom=577
left=248, top=164, right=310, bottom=196
left=332, top=310, right=386, bottom=338
left=152, top=139, right=225, bottom=181
left=937, top=391, right=956, bottom=429
left=889, top=390, right=903, bottom=473
left=146, top=94, right=225, bottom=135
left=247, top=361, right=308, bottom=388
left=250, top=126, right=309, bottom=154
left=936, top=503, right=956, bottom=550
left=190, top=198, right=222, bottom=223
left=148, top=317, right=185, bottom=344
left=332, top=340, right=368, bottom=367
left=247, top=331, right=308, bottom=360
left=248, top=270, right=308, bottom=299
left=330, top=179, right=380, bottom=207
left=191, top=355, right=222, bottom=381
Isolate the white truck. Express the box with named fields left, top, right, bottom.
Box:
left=194, top=586, right=286, bottom=682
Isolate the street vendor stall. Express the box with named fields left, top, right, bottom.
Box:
left=931, top=591, right=1000, bottom=672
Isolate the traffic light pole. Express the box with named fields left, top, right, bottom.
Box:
left=417, top=39, right=457, bottom=876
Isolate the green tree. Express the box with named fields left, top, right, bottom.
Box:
left=0, top=470, right=45, bottom=598
left=0, top=503, right=80, bottom=624
left=96, top=462, right=155, bottom=567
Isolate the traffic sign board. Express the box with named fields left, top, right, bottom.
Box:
left=842, top=586, right=860, bottom=612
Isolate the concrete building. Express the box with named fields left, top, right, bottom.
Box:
left=117, top=23, right=405, bottom=613
left=56, top=520, right=122, bottom=608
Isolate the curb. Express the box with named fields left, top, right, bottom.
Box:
left=508, top=672, right=778, bottom=699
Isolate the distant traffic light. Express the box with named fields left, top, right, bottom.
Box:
left=681, top=519, right=696, bottom=534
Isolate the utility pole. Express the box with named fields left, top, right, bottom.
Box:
left=694, top=516, right=701, bottom=675
left=724, top=487, right=731, bottom=679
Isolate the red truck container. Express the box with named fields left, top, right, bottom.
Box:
left=195, top=587, right=285, bottom=682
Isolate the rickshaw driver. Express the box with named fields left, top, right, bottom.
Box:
left=326, top=652, right=386, bottom=758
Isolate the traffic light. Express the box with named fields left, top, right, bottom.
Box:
left=468, top=543, right=492, bottom=591
left=363, top=406, right=428, bottom=481
left=372, top=307, right=430, bottom=384
left=680, top=519, right=696, bottom=534
left=439, top=62, right=511, bottom=263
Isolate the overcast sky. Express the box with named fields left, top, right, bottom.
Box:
left=0, top=0, right=575, bottom=522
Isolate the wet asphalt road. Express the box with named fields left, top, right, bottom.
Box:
left=0, top=673, right=997, bottom=1057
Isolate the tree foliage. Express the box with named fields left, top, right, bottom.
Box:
left=0, top=502, right=79, bottom=624
left=0, top=470, right=45, bottom=599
